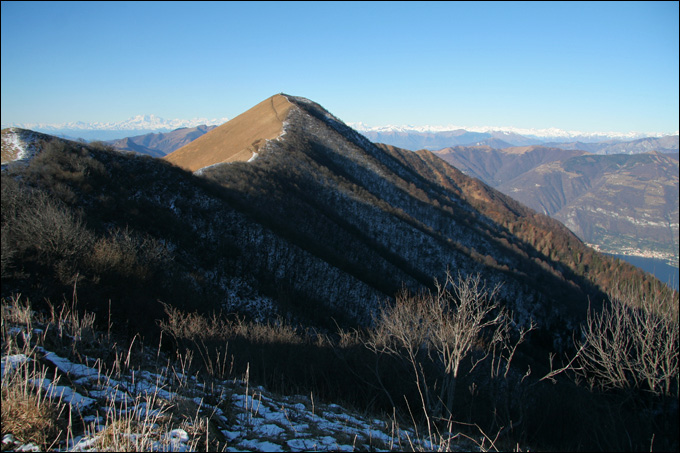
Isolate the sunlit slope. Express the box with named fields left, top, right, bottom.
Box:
left=1, top=128, right=61, bottom=164
left=164, top=94, right=293, bottom=172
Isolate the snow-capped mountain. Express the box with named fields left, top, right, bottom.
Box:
left=348, top=122, right=673, bottom=143
left=3, top=114, right=229, bottom=133
left=4, top=115, right=674, bottom=145
left=0, top=115, right=230, bottom=141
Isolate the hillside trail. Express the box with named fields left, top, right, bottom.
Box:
left=271, top=95, right=284, bottom=123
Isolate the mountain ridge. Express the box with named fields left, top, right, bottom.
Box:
left=2, top=94, right=673, bottom=332
left=1, top=127, right=80, bottom=165
left=187, top=94, right=663, bottom=324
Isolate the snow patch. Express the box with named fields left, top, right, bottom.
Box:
left=30, top=378, right=96, bottom=409
left=2, top=320, right=488, bottom=452
left=1, top=354, right=30, bottom=376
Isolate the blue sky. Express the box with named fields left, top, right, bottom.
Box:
left=1, top=1, right=678, bottom=134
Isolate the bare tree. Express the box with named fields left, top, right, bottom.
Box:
left=428, top=272, right=506, bottom=415
left=365, top=272, right=530, bottom=420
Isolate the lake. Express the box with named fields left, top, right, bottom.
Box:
left=609, top=254, right=679, bottom=291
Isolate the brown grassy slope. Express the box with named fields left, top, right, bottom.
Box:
left=164, top=94, right=293, bottom=172
left=1, top=128, right=69, bottom=164
left=1, top=128, right=21, bottom=163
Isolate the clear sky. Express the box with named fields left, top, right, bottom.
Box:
left=1, top=1, right=678, bottom=134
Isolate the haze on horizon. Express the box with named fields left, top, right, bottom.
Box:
left=1, top=1, right=678, bottom=136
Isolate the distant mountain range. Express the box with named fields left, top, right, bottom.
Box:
left=106, top=125, right=218, bottom=158
left=353, top=125, right=679, bottom=154
left=351, top=122, right=676, bottom=142
left=109, top=126, right=678, bottom=158
left=1, top=114, right=229, bottom=141
left=542, top=135, right=680, bottom=155
left=434, top=145, right=679, bottom=265
left=4, top=114, right=677, bottom=148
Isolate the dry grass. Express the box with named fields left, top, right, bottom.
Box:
left=165, top=94, right=293, bottom=171
left=159, top=303, right=305, bottom=345
left=1, top=295, right=231, bottom=452
left=78, top=394, right=168, bottom=451
left=1, top=297, right=63, bottom=448
left=1, top=363, right=65, bottom=448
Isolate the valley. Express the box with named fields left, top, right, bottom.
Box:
left=431, top=145, right=679, bottom=269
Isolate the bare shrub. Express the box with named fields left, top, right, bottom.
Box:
left=0, top=228, right=16, bottom=277
left=230, top=316, right=303, bottom=345
left=86, top=227, right=170, bottom=281
left=535, top=280, right=679, bottom=450
left=10, top=189, right=94, bottom=263
left=575, top=281, right=679, bottom=397
left=89, top=236, right=137, bottom=276
left=1, top=178, right=22, bottom=276
left=1, top=186, right=95, bottom=287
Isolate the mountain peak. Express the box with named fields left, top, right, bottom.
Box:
left=165, top=94, right=294, bottom=172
